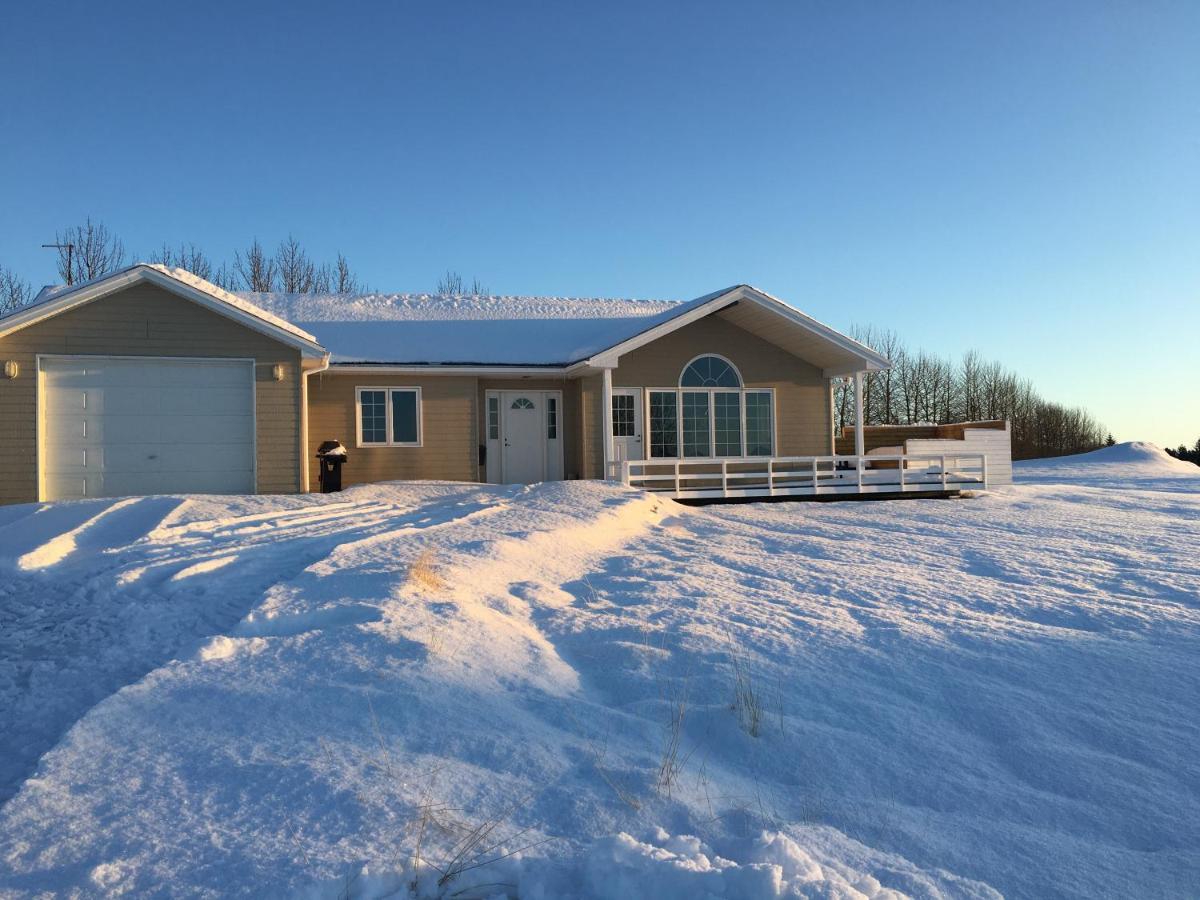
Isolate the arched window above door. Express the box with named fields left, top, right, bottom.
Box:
left=679, top=355, right=742, bottom=388
left=511, top=397, right=536, bottom=409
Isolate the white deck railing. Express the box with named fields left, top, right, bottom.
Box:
left=614, top=453, right=988, bottom=500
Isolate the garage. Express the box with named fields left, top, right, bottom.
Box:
left=40, top=356, right=256, bottom=501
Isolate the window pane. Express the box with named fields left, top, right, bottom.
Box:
left=612, top=394, right=635, bottom=437
left=360, top=390, right=387, bottom=443
left=714, top=392, right=742, bottom=456
left=391, top=390, right=419, bottom=444
left=488, top=396, right=499, bottom=440
left=680, top=355, right=741, bottom=388
left=511, top=397, right=535, bottom=409
left=745, top=391, right=773, bottom=456
left=682, top=392, right=711, bottom=457
left=547, top=397, right=558, bottom=439
left=648, top=391, right=678, bottom=458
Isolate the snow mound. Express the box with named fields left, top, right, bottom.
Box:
left=1016, top=441, right=1200, bottom=491
left=2, top=479, right=1198, bottom=897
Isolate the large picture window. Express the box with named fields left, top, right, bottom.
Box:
left=646, top=356, right=774, bottom=460
left=356, top=387, right=423, bottom=447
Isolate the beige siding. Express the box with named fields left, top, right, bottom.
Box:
left=306, top=371, right=478, bottom=489
left=0, top=282, right=302, bottom=506
left=611, top=313, right=833, bottom=459
left=478, top=378, right=584, bottom=480
left=579, top=374, right=604, bottom=480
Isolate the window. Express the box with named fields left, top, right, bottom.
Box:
left=680, top=355, right=741, bottom=388
left=511, top=397, right=535, bottom=410
left=682, top=392, right=711, bottom=457
left=547, top=397, right=558, bottom=439
left=649, top=391, right=678, bottom=458
left=714, top=392, right=742, bottom=456
left=359, top=390, right=388, bottom=444
left=487, top=396, right=499, bottom=440
left=612, top=394, right=635, bottom=437
left=642, top=357, right=774, bottom=461
left=745, top=391, right=773, bottom=456
left=356, top=387, right=422, bottom=447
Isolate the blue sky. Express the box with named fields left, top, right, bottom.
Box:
left=1, top=2, right=1197, bottom=447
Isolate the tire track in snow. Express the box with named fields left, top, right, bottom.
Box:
left=0, top=488, right=518, bottom=807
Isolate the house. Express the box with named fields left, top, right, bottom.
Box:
left=0, top=264, right=1001, bottom=506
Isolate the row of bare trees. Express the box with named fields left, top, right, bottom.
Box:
left=1, top=219, right=363, bottom=306
left=834, top=324, right=1109, bottom=460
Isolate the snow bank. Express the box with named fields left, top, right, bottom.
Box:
left=1, top=457, right=1198, bottom=898
left=1016, top=441, right=1200, bottom=491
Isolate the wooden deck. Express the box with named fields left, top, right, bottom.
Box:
left=615, top=453, right=988, bottom=501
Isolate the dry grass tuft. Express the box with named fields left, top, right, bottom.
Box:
left=408, top=549, right=446, bottom=593
left=730, top=652, right=764, bottom=738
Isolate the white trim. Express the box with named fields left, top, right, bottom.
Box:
left=2, top=266, right=327, bottom=359
left=331, top=364, right=572, bottom=377
left=584, top=285, right=891, bottom=373
left=355, top=386, right=424, bottom=448
left=601, top=368, right=614, bottom=479
left=35, top=353, right=258, bottom=502
left=677, top=353, right=744, bottom=388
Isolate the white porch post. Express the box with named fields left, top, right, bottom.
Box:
left=601, top=366, right=614, bottom=480
left=853, top=370, right=865, bottom=458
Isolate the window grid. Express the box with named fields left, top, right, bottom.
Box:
left=713, top=392, right=742, bottom=456
left=547, top=397, right=558, bottom=439
left=682, top=392, right=711, bottom=458
left=487, top=396, right=499, bottom=440
left=649, top=391, right=678, bottom=458
left=357, top=387, right=422, bottom=447
left=359, top=390, right=387, bottom=444
left=611, top=394, right=635, bottom=437
left=744, top=391, right=773, bottom=457
left=680, top=355, right=742, bottom=388
left=511, top=397, right=535, bottom=410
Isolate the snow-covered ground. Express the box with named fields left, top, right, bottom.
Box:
left=0, top=444, right=1197, bottom=898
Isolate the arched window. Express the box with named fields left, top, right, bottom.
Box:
left=680, top=355, right=742, bottom=388
left=511, top=397, right=536, bottom=409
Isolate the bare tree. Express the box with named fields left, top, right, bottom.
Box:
left=234, top=239, right=276, bottom=292
left=55, top=218, right=126, bottom=285
left=436, top=270, right=464, bottom=295
left=0, top=265, right=34, bottom=314
left=149, top=242, right=213, bottom=280
left=470, top=277, right=489, bottom=297
left=274, top=235, right=315, bottom=293
left=312, top=263, right=333, bottom=294
left=335, top=252, right=360, bottom=294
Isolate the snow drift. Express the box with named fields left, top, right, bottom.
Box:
left=1, top=449, right=1198, bottom=898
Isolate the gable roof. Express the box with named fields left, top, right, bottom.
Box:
left=246, top=284, right=889, bottom=375
left=0, top=264, right=327, bottom=358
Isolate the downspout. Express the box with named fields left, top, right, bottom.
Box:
left=300, top=354, right=331, bottom=493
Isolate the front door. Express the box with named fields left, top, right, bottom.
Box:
left=501, top=392, right=545, bottom=484
left=611, top=389, right=643, bottom=463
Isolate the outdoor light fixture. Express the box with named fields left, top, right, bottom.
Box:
left=272, top=363, right=285, bottom=382
left=3, top=360, right=18, bottom=379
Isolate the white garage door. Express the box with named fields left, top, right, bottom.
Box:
left=40, top=357, right=256, bottom=501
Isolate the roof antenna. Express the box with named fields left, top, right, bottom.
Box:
left=41, top=242, right=75, bottom=285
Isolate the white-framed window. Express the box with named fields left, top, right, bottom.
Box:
left=645, top=356, right=774, bottom=459
left=356, top=386, right=423, bottom=447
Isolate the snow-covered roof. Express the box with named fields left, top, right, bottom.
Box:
left=2, top=265, right=324, bottom=354
left=239, top=285, right=889, bottom=373
left=242, top=289, right=725, bottom=366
